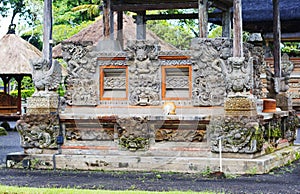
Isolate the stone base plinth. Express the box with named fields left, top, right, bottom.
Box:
left=224, top=96, right=257, bottom=116
left=6, top=146, right=300, bottom=174
left=27, top=93, right=59, bottom=114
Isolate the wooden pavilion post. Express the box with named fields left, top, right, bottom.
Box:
left=109, top=4, right=114, bottom=40
left=117, top=11, right=124, bottom=49
left=273, top=0, right=281, bottom=77
left=43, top=0, right=53, bottom=66
left=2, top=76, right=11, bottom=95
left=222, top=8, right=231, bottom=38
left=198, top=0, right=208, bottom=38
left=15, top=75, right=23, bottom=114
left=103, top=0, right=111, bottom=38
left=136, top=11, right=146, bottom=40
left=233, top=0, right=243, bottom=57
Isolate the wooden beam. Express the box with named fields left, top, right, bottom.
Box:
left=212, top=0, right=233, bottom=11
left=112, top=2, right=198, bottom=11
left=264, top=32, right=300, bottom=42
left=134, top=12, right=222, bottom=20
left=198, top=0, right=208, bottom=38
left=273, top=0, right=281, bottom=77
left=222, top=8, right=231, bottom=38
left=15, top=75, right=23, bottom=114
left=233, top=0, right=243, bottom=57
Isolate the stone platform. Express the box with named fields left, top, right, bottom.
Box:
left=8, top=106, right=300, bottom=174
left=6, top=145, right=300, bottom=174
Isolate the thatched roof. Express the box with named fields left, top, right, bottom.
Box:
left=0, top=34, right=42, bottom=75
left=53, top=14, right=176, bottom=58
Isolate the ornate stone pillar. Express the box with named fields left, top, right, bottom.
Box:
left=16, top=58, right=62, bottom=153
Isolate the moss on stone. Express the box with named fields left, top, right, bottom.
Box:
left=0, top=126, right=8, bottom=136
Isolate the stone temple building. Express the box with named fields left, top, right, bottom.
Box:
left=9, top=0, right=300, bottom=174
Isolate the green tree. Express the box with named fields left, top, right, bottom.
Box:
left=147, top=19, right=193, bottom=50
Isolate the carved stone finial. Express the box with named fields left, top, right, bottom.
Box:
left=31, top=58, right=62, bottom=96
left=266, top=54, right=294, bottom=98
left=226, top=57, right=253, bottom=95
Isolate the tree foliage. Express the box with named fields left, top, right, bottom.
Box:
left=147, top=19, right=193, bottom=50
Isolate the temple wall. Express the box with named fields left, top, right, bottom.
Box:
left=61, top=38, right=264, bottom=107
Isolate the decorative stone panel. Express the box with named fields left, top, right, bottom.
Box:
left=209, top=115, right=264, bottom=153
left=16, top=114, right=60, bottom=149
left=62, top=41, right=98, bottom=105
left=27, top=93, right=59, bottom=114
left=116, top=116, right=150, bottom=151
left=190, top=38, right=229, bottom=106
left=126, top=40, right=160, bottom=106
left=190, top=38, right=263, bottom=106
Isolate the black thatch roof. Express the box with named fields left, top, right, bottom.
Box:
left=241, top=0, right=300, bottom=33
left=111, top=0, right=300, bottom=34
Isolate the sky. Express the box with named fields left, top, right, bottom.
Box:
left=0, top=15, right=11, bottom=38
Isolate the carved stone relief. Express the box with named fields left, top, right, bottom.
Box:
left=16, top=114, right=60, bottom=149
left=190, top=38, right=228, bottom=106
left=116, top=116, right=150, bottom=151
left=266, top=54, right=294, bottom=98
left=209, top=115, right=264, bottom=153
left=225, top=57, right=253, bottom=95
left=126, top=40, right=160, bottom=106
left=62, top=41, right=98, bottom=105
left=155, top=129, right=205, bottom=142
left=66, top=128, right=114, bottom=141
left=30, top=58, right=62, bottom=96
left=250, top=46, right=265, bottom=98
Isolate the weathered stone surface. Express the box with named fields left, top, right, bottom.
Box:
left=190, top=38, right=263, bottom=106
left=27, top=93, right=59, bottom=114
left=16, top=114, right=60, bottom=149
left=126, top=40, right=160, bottom=106
left=62, top=41, right=98, bottom=106
left=266, top=53, right=294, bottom=98
left=116, top=116, right=150, bottom=151
left=30, top=58, right=62, bottom=96
left=209, top=115, right=264, bottom=153
left=190, top=38, right=228, bottom=106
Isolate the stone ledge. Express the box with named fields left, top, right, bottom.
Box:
left=6, top=146, right=300, bottom=174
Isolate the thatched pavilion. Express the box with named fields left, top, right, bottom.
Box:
left=52, top=14, right=176, bottom=58
left=0, top=31, right=42, bottom=115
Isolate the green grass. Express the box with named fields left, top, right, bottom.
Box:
left=0, top=185, right=213, bottom=194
